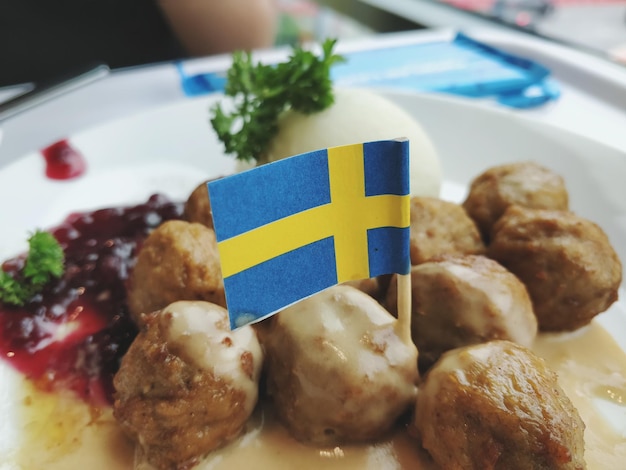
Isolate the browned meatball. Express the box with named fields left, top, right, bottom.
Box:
left=184, top=180, right=214, bottom=229
left=114, top=301, right=263, bottom=470
left=488, top=206, right=622, bottom=331
left=463, top=161, right=569, bottom=240
left=413, top=340, right=586, bottom=470
left=127, top=220, right=225, bottom=323
left=409, top=196, right=485, bottom=265
left=386, top=255, right=537, bottom=371
left=259, top=285, right=418, bottom=445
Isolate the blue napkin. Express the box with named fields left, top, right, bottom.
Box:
left=177, top=32, right=559, bottom=109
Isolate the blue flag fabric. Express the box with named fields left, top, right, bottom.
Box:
left=208, top=139, right=411, bottom=329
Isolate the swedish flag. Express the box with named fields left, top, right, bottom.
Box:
left=208, top=140, right=410, bottom=329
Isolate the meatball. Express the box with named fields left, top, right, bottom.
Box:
left=413, top=340, right=586, bottom=470
left=463, top=161, right=569, bottom=240
left=341, top=277, right=384, bottom=300
left=127, top=220, right=225, bottom=323
left=488, top=206, right=622, bottom=331
left=184, top=180, right=214, bottom=229
left=386, top=255, right=537, bottom=371
left=259, top=285, right=418, bottom=445
left=113, top=301, right=263, bottom=470
left=409, top=196, right=485, bottom=265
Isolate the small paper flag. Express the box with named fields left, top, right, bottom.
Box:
left=208, top=139, right=411, bottom=329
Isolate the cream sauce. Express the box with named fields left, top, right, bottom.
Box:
left=279, top=286, right=418, bottom=379
left=268, top=285, right=418, bottom=436
left=8, top=321, right=626, bottom=470
left=163, top=301, right=263, bottom=414
left=533, top=322, right=626, bottom=469
left=437, top=261, right=537, bottom=347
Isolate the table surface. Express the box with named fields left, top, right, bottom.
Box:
left=360, top=0, right=626, bottom=60
left=1, top=26, right=626, bottom=170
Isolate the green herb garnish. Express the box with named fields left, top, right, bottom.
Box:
left=211, top=38, right=345, bottom=163
left=0, top=230, right=64, bottom=306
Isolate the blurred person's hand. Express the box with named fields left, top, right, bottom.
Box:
left=158, top=0, right=279, bottom=56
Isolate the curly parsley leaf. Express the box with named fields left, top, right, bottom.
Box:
left=210, top=38, right=345, bottom=163
left=0, top=230, right=64, bottom=307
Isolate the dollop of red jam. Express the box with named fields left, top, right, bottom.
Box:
left=41, top=139, right=87, bottom=180
left=0, top=194, right=183, bottom=405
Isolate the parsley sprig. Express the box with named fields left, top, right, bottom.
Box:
left=211, top=38, right=345, bottom=163
left=0, top=230, right=64, bottom=307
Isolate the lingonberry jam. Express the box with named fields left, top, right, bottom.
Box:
left=41, top=139, right=87, bottom=180
left=0, top=194, right=184, bottom=405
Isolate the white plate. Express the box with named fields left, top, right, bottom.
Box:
left=1, top=90, right=625, bottom=467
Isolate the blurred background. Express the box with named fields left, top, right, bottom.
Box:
left=277, top=0, right=626, bottom=63
left=1, top=0, right=625, bottom=88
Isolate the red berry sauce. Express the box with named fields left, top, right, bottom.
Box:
left=0, top=194, right=184, bottom=405
left=41, top=139, right=87, bottom=180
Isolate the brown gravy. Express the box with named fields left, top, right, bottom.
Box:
left=10, top=321, right=626, bottom=470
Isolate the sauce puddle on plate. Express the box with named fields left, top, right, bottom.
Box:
left=6, top=321, right=626, bottom=470
left=533, top=323, right=626, bottom=469
left=10, top=380, right=134, bottom=470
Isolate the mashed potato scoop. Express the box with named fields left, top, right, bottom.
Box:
left=265, top=88, right=442, bottom=198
